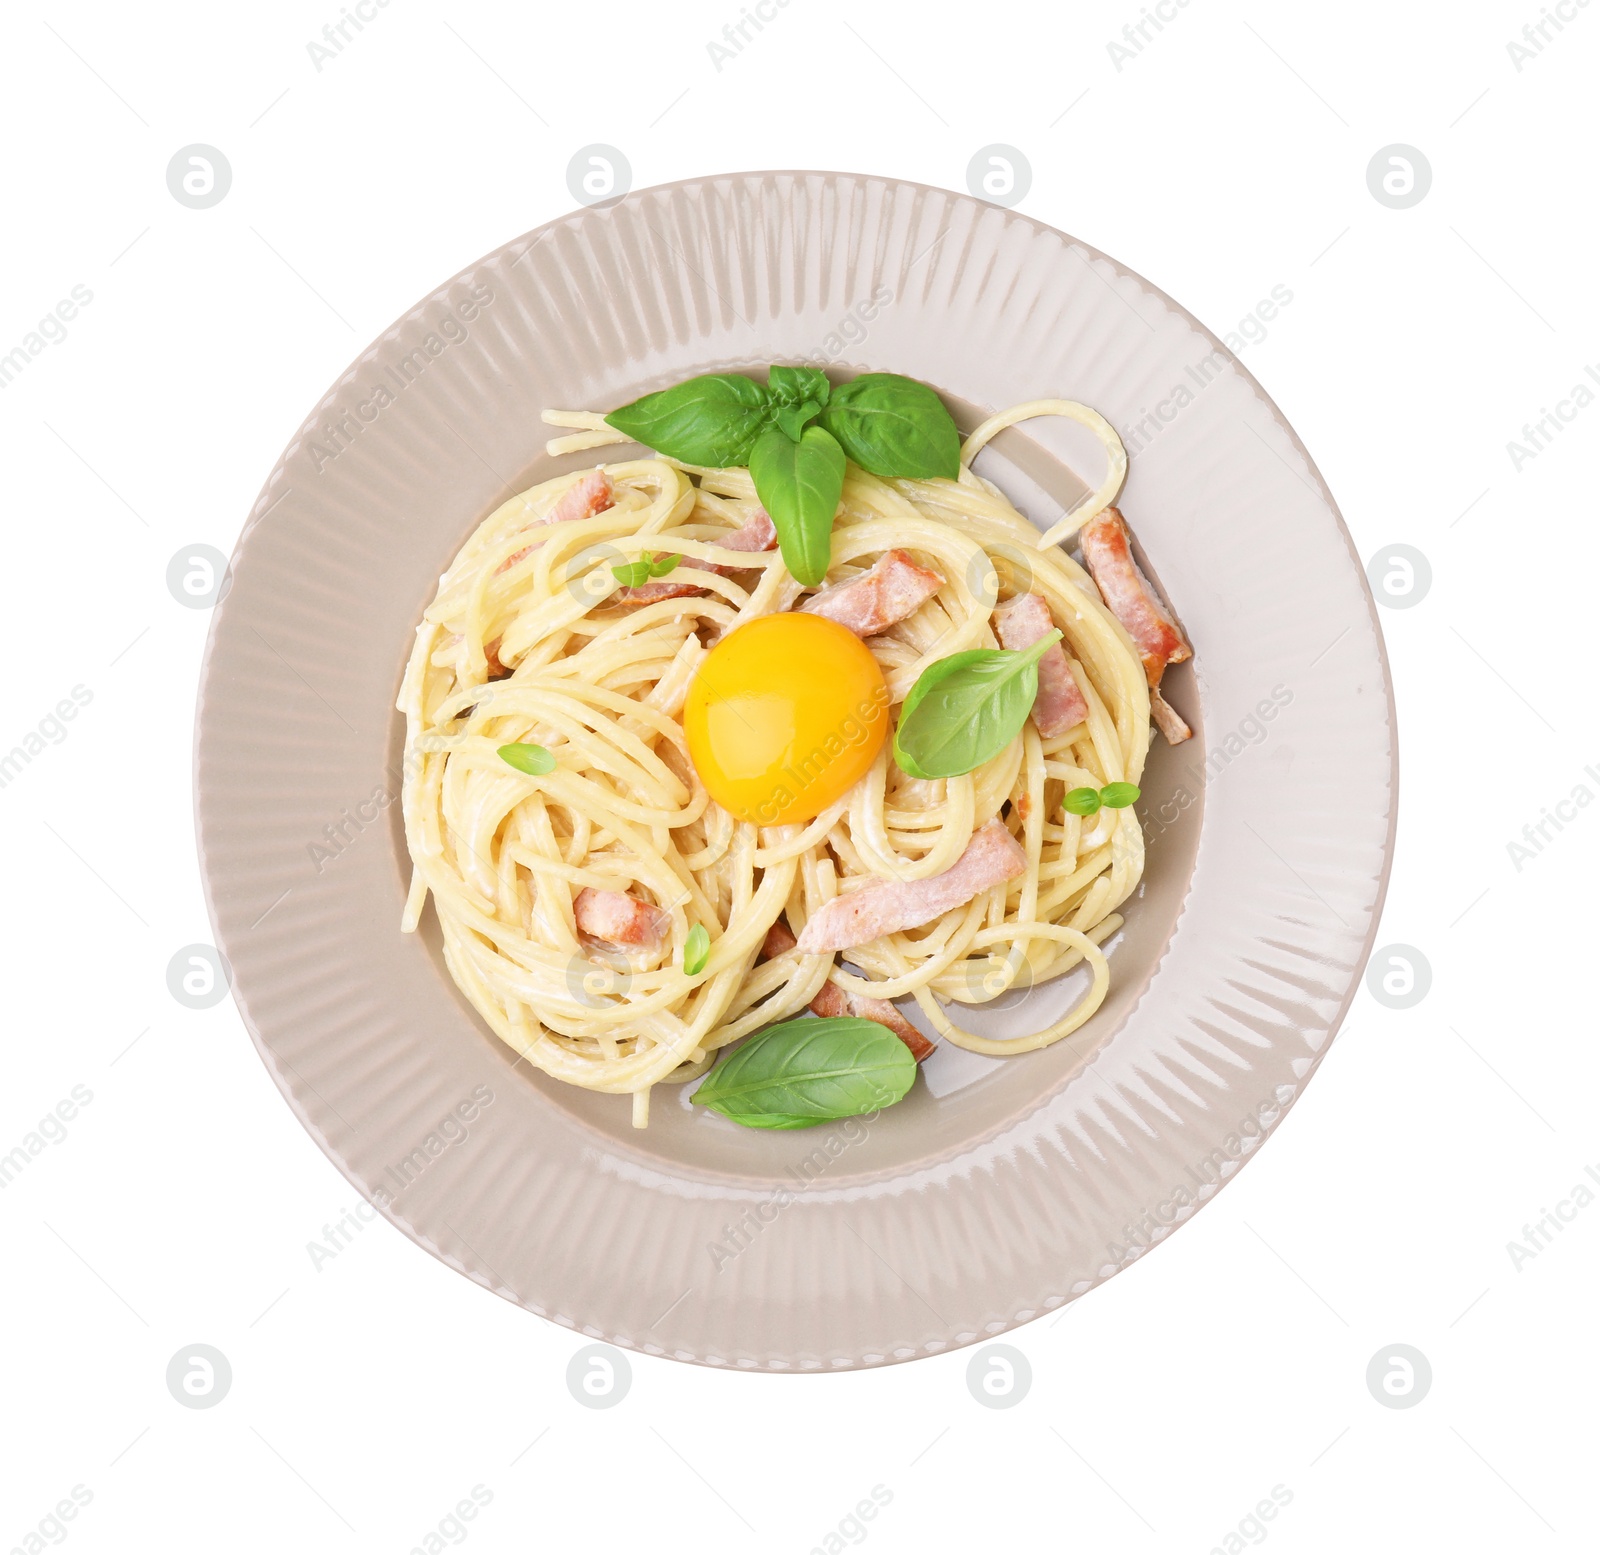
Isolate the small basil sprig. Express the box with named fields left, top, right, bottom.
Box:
left=683, top=923, right=711, bottom=976
left=1063, top=782, right=1141, bottom=815
left=892, top=631, right=1062, bottom=780
left=611, top=553, right=681, bottom=588
left=602, top=365, right=961, bottom=588
left=693, top=1016, right=916, bottom=1129
left=499, top=742, right=555, bottom=775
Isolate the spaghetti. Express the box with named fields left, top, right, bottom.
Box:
left=398, top=402, right=1158, bottom=1126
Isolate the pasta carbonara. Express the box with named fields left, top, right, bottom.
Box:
left=398, top=393, right=1190, bottom=1127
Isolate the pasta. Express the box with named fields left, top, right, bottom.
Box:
left=398, top=401, right=1165, bottom=1128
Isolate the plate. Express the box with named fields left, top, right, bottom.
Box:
left=196, top=171, right=1395, bottom=1369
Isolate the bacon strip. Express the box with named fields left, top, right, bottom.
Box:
left=717, top=508, right=778, bottom=554
left=610, top=575, right=709, bottom=607
left=612, top=509, right=779, bottom=606
left=495, top=469, right=615, bottom=575
left=574, top=887, right=669, bottom=956
left=1078, top=508, right=1189, bottom=684
left=993, top=592, right=1088, bottom=738
left=797, top=820, right=1027, bottom=954
left=761, top=921, right=935, bottom=1062
left=800, top=549, right=945, bottom=637
left=547, top=468, right=616, bottom=526
left=1078, top=507, right=1192, bottom=744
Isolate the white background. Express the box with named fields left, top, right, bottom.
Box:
left=3, top=0, right=1597, bottom=1550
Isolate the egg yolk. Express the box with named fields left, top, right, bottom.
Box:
left=684, top=614, right=890, bottom=826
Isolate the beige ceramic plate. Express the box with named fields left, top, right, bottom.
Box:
left=196, top=171, right=1395, bottom=1369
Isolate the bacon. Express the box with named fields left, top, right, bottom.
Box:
left=800, top=549, right=945, bottom=638
left=811, top=980, right=936, bottom=1063
left=484, top=636, right=511, bottom=680
left=547, top=468, right=616, bottom=526
left=495, top=469, right=615, bottom=575
left=993, top=592, right=1088, bottom=738
left=717, top=508, right=778, bottom=554
left=1078, top=507, right=1189, bottom=684
left=574, top=887, right=669, bottom=955
left=761, top=920, right=802, bottom=962
left=796, top=820, right=1028, bottom=954
left=612, top=509, right=780, bottom=606
left=1078, top=507, right=1192, bottom=744
left=611, top=575, right=710, bottom=607
left=761, top=921, right=935, bottom=1062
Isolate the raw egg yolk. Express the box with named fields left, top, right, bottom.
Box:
left=684, top=613, right=890, bottom=826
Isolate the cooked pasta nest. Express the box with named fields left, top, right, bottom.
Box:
left=399, top=413, right=1151, bottom=1126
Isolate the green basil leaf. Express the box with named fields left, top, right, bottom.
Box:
left=1099, top=782, right=1141, bottom=809
left=611, top=560, right=652, bottom=588
left=499, top=742, right=556, bottom=775
left=604, top=373, right=770, bottom=466
left=748, top=423, right=845, bottom=587
left=773, top=399, right=823, bottom=442
left=820, top=373, right=961, bottom=480
left=693, top=1015, right=916, bottom=1128
left=892, top=631, right=1062, bottom=780
left=647, top=552, right=682, bottom=579
left=684, top=922, right=711, bottom=976
left=704, top=1112, right=836, bottom=1130
left=767, top=365, right=831, bottom=407
left=1063, top=786, right=1102, bottom=816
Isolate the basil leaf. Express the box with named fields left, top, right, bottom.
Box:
left=684, top=922, right=710, bottom=976
left=893, top=631, right=1062, bottom=780
left=1063, top=786, right=1102, bottom=816
left=773, top=399, right=823, bottom=442
left=748, top=423, right=845, bottom=587
left=605, top=373, right=770, bottom=466
left=1099, top=782, right=1141, bottom=809
left=768, top=365, right=831, bottom=406
left=614, top=552, right=682, bottom=588
left=705, top=1113, right=837, bottom=1130
left=693, top=1015, right=916, bottom=1128
left=499, top=742, right=556, bottom=775
left=820, top=373, right=961, bottom=480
